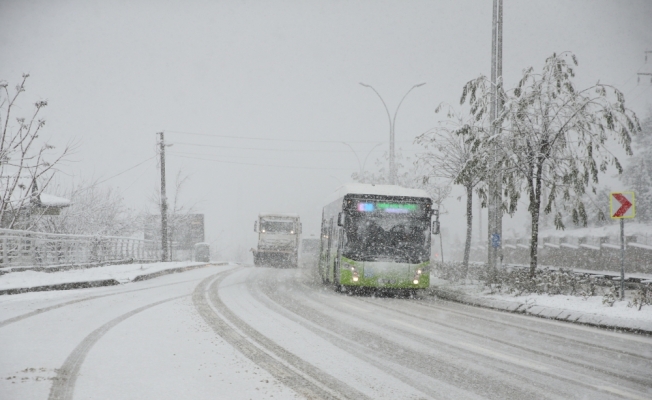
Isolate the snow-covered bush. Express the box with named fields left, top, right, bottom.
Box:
left=602, top=285, right=618, bottom=307
left=628, top=283, right=651, bottom=311
left=433, top=261, right=468, bottom=282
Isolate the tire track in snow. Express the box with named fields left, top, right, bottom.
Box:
left=243, top=268, right=476, bottom=400
left=48, top=295, right=186, bottom=400
left=256, top=270, right=552, bottom=400
left=409, top=295, right=652, bottom=358
left=357, top=296, right=652, bottom=388
left=193, top=271, right=371, bottom=400
left=289, top=273, right=652, bottom=399
left=0, top=277, right=203, bottom=329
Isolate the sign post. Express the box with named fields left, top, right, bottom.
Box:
left=609, top=192, right=635, bottom=300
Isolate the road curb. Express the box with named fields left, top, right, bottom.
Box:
left=132, top=262, right=226, bottom=282
left=0, top=279, right=121, bottom=296
left=0, top=262, right=227, bottom=296
left=428, top=286, right=652, bottom=335
left=2, top=259, right=158, bottom=274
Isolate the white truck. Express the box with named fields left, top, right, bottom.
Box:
left=252, top=213, right=301, bottom=268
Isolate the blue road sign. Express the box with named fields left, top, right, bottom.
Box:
left=491, top=233, right=501, bottom=248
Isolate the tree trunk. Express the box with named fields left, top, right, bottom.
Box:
left=529, top=172, right=543, bottom=277
left=462, top=184, right=473, bottom=278
left=529, top=199, right=540, bottom=277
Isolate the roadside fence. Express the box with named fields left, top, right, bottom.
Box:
left=0, top=228, right=159, bottom=268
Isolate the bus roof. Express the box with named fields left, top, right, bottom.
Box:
left=325, top=183, right=431, bottom=204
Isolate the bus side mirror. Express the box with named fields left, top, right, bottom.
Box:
left=254, top=221, right=258, bottom=232
left=432, top=220, right=440, bottom=235
left=298, top=222, right=302, bottom=234
left=337, top=212, right=346, bottom=227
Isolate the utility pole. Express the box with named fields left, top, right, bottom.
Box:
left=158, top=131, right=169, bottom=262
left=488, top=0, right=504, bottom=271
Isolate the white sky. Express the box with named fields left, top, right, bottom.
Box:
left=1, top=0, right=651, bottom=258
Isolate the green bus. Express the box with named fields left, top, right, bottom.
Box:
left=318, top=183, right=439, bottom=292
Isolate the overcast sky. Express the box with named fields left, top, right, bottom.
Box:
left=1, top=0, right=651, bottom=259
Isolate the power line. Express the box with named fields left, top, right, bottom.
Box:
left=169, top=141, right=363, bottom=153
left=169, top=141, right=422, bottom=156
left=169, top=150, right=317, bottom=161
left=76, top=156, right=157, bottom=193
left=164, top=129, right=413, bottom=144
left=169, top=153, right=353, bottom=171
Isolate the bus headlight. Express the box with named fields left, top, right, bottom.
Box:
left=417, top=269, right=422, bottom=274
left=413, top=279, right=419, bottom=285
left=353, top=272, right=359, bottom=282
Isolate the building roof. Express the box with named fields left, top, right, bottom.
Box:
left=38, top=193, right=72, bottom=207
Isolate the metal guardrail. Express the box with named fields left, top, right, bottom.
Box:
left=0, top=228, right=159, bottom=268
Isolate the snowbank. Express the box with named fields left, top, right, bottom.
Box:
left=0, top=261, right=212, bottom=293
left=429, top=277, right=652, bottom=333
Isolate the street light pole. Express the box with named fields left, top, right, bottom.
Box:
left=359, top=82, right=426, bottom=185
left=341, top=142, right=383, bottom=180
left=488, top=0, right=504, bottom=271
left=340, top=142, right=362, bottom=176
left=361, top=142, right=383, bottom=177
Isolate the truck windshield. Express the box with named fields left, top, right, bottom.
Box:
left=342, top=213, right=430, bottom=263
left=261, top=220, right=294, bottom=233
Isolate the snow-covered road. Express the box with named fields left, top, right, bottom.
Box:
left=1, top=263, right=651, bottom=399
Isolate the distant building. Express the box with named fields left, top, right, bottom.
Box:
left=144, top=213, right=205, bottom=259
left=1, top=191, right=71, bottom=229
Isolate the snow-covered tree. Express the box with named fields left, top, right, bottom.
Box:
left=622, top=110, right=652, bottom=222
left=36, top=180, right=138, bottom=236
left=416, top=105, right=489, bottom=275
left=460, top=52, right=640, bottom=276
left=0, top=74, right=75, bottom=229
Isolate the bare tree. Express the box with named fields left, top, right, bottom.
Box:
left=0, top=74, right=75, bottom=229
left=416, top=105, right=488, bottom=275
left=460, top=52, right=641, bottom=277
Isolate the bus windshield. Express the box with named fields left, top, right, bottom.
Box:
left=342, top=212, right=430, bottom=263
left=261, top=220, right=295, bottom=233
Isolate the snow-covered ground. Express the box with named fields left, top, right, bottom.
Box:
left=1, top=263, right=651, bottom=399
left=430, top=277, right=652, bottom=332
left=0, top=261, right=209, bottom=291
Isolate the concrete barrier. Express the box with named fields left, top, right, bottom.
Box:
left=460, top=234, right=652, bottom=273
